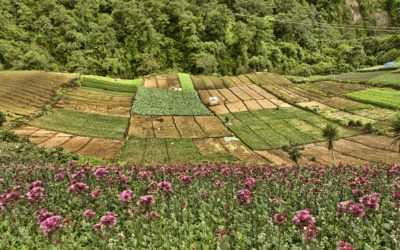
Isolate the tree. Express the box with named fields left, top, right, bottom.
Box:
left=0, top=111, right=6, bottom=127
left=322, top=123, right=339, bottom=166
left=282, top=142, right=304, bottom=166
left=391, top=112, right=400, bottom=153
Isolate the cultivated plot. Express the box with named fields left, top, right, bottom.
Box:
left=345, top=88, right=400, bottom=110
left=0, top=71, right=78, bottom=118
left=128, top=115, right=232, bottom=138
left=191, top=75, right=252, bottom=90
left=80, top=75, right=141, bottom=93
left=12, top=126, right=123, bottom=161
left=220, top=107, right=358, bottom=150
left=56, top=87, right=133, bottom=117
left=29, top=109, right=129, bottom=139
left=143, top=74, right=181, bottom=90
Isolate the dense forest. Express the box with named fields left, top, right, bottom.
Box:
left=0, top=0, right=400, bottom=78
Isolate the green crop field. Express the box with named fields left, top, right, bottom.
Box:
left=367, top=73, right=400, bottom=89
left=132, top=87, right=212, bottom=116
left=345, top=88, right=400, bottom=110
left=119, top=138, right=237, bottom=164
left=80, top=75, right=142, bottom=93
left=178, top=73, right=196, bottom=92
left=29, top=109, right=129, bottom=139
left=220, top=108, right=358, bottom=150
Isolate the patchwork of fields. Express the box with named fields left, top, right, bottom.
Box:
left=1, top=70, right=399, bottom=165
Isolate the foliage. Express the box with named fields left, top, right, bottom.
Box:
left=282, top=142, right=304, bottom=165
left=391, top=112, right=400, bottom=152
left=0, top=1, right=399, bottom=77
left=0, top=112, right=6, bottom=126
left=177, top=73, right=196, bottom=92
left=0, top=162, right=399, bottom=248
left=79, top=75, right=141, bottom=93
left=132, top=87, right=212, bottom=116
left=367, top=73, right=400, bottom=89
left=345, top=88, right=400, bottom=110
left=0, top=128, right=23, bottom=143
left=322, top=123, right=339, bottom=166
left=29, top=109, right=129, bottom=139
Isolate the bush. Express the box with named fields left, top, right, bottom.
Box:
left=0, top=128, right=20, bottom=142
left=0, top=112, right=6, bottom=126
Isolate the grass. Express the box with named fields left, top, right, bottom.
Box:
left=118, top=138, right=237, bottom=164
left=29, top=109, right=129, bottom=139
left=220, top=108, right=357, bottom=150
left=345, top=88, right=400, bottom=110
left=80, top=75, right=142, bottom=93
left=132, top=87, right=212, bottom=116
left=178, top=73, right=196, bottom=92
left=367, top=73, right=400, bottom=89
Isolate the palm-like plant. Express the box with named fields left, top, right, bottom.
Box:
left=322, top=123, right=339, bottom=166
left=391, top=112, right=400, bottom=153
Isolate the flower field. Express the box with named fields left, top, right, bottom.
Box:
left=1, top=161, right=399, bottom=249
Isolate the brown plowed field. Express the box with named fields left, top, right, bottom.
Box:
left=57, top=88, right=133, bottom=116
left=128, top=115, right=231, bottom=138
left=0, top=71, right=78, bottom=117
left=143, top=74, right=180, bottom=89
left=13, top=126, right=123, bottom=161
left=197, top=83, right=287, bottom=113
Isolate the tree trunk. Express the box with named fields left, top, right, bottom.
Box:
left=331, top=149, right=337, bottom=167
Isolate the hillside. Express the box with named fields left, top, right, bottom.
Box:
left=1, top=0, right=399, bottom=77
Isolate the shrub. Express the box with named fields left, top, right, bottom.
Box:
left=0, top=112, right=6, bottom=126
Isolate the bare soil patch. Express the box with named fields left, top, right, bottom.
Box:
left=153, top=116, right=180, bottom=138
left=61, top=136, right=92, bottom=152
left=209, top=105, right=230, bottom=115
left=174, top=116, right=206, bottom=138
left=78, top=138, right=123, bottom=161
left=226, top=101, right=248, bottom=113
left=219, top=138, right=264, bottom=164
left=194, top=116, right=232, bottom=137
left=128, top=115, right=155, bottom=138
left=243, top=100, right=263, bottom=110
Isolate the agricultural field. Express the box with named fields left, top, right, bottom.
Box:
left=366, top=73, right=400, bottom=89
left=220, top=107, right=358, bottom=150
left=118, top=137, right=263, bottom=164
left=80, top=75, right=142, bottom=93
left=128, top=115, right=232, bottom=138
left=56, top=87, right=133, bottom=116
left=191, top=75, right=251, bottom=90
left=29, top=109, right=129, bottom=139
left=143, top=74, right=180, bottom=90
left=260, top=134, right=399, bottom=166
left=0, top=71, right=78, bottom=119
left=12, top=126, right=123, bottom=161
left=345, top=88, right=400, bottom=110
left=132, top=87, right=212, bottom=116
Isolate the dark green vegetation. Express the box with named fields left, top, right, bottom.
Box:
left=345, top=88, right=400, bottom=110
left=392, top=112, right=400, bottom=152
left=1, top=1, right=399, bottom=77
left=220, top=108, right=358, bottom=150
left=132, top=87, right=212, bottom=116
left=29, top=109, right=129, bottom=139
left=119, top=137, right=237, bottom=164
left=80, top=75, right=142, bottom=93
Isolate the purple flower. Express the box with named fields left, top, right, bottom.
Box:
left=243, top=178, right=256, bottom=189
left=337, top=241, right=355, bottom=250
left=54, top=173, right=64, bottom=181
left=37, top=209, right=53, bottom=224
left=100, top=212, right=117, bottom=227
left=137, top=195, right=155, bottom=208
left=40, top=215, right=63, bottom=235
left=91, top=189, right=102, bottom=198
left=119, top=190, right=134, bottom=203
left=94, top=167, right=108, bottom=180
left=83, top=210, right=96, bottom=219
left=234, top=189, right=252, bottom=205
left=67, top=182, right=89, bottom=193
left=26, top=187, right=45, bottom=202
left=158, top=181, right=173, bottom=193
left=348, top=204, right=365, bottom=217
left=273, top=213, right=287, bottom=224
left=293, top=209, right=316, bottom=230
left=360, top=193, right=381, bottom=210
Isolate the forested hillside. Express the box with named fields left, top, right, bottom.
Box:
left=1, top=0, right=399, bottom=77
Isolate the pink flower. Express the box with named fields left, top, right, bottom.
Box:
left=273, top=213, right=288, bottom=224
left=234, top=189, right=252, bottom=205
left=149, top=211, right=159, bottom=220
left=119, top=190, right=134, bottom=203
left=119, top=175, right=129, bottom=184
left=293, top=209, right=316, bottom=230
left=393, top=190, right=400, bottom=200
left=243, top=178, right=256, bottom=189
left=40, top=215, right=63, bottom=235
left=71, top=170, right=86, bottom=181
left=94, top=167, right=108, bottom=180
left=138, top=171, right=153, bottom=179
left=215, top=229, right=229, bottom=235
left=67, top=182, right=89, bottom=193
left=337, top=241, right=355, bottom=250
left=137, top=195, right=155, bottom=208
left=93, top=223, right=102, bottom=231
left=100, top=212, right=117, bottom=227
left=215, top=180, right=224, bottom=188
left=360, top=193, right=381, bottom=210
left=37, top=209, right=53, bottom=224
left=352, top=189, right=363, bottom=197
left=338, top=201, right=355, bottom=216
left=158, top=181, right=173, bottom=193
left=0, top=179, right=4, bottom=184
left=179, top=175, right=192, bottom=185
left=348, top=204, right=365, bottom=217
left=83, top=210, right=96, bottom=219
left=304, top=224, right=320, bottom=239
left=54, top=173, right=64, bottom=181
left=26, top=181, right=44, bottom=190
left=26, top=187, right=45, bottom=202
left=91, top=189, right=102, bottom=198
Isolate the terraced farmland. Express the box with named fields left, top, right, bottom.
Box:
left=345, top=88, right=400, bottom=110
left=220, top=107, right=358, bottom=150
left=143, top=74, right=181, bottom=89
left=0, top=71, right=78, bottom=118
